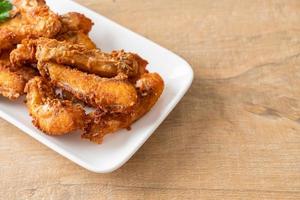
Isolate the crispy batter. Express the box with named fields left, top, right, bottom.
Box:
left=0, top=0, right=61, bottom=51
left=56, top=31, right=96, bottom=49
left=14, top=0, right=61, bottom=38
left=0, top=29, right=18, bottom=52
left=61, top=89, right=83, bottom=104
left=0, top=51, right=13, bottom=68
left=0, top=14, right=23, bottom=51
left=82, top=72, right=164, bottom=143
left=38, top=62, right=138, bottom=113
left=11, top=38, right=147, bottom=78
left=25, top=77, right=86, bottom=135
left=59, top=12, right=93, bottom=34
left=14, top=66, right=39, bottom=82
left=0, top=66, right=26, bottom=100
left=56, top=12, right=95, bottom=48
left=10, top=39, right=37, bottom=67
left=13, top=0, right=46, bottom=12
left=0, top=66, right=37, bottom=100
left=35, top=38, right=147, bottom=77
left=0, top=51, right=37, bottom=100
left=10, top=34, right=96, bottom=68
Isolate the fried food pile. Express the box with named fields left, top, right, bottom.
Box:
left=0, top=0, right=164, bottom=143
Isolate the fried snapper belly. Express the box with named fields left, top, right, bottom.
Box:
left=56, top=12, right=96, bottom=48
left=0, top=51, right=37, bottom=100
left=25, top=77, right=86, bottom=135
left=37, top=62, right=138, bottom=113
left=10, top=38, right=147, bottom=79
left=0, top=66, right=37, bottom=99
left=56, top=30, right=96, bottom=49
left=58, top=12, right=93, bottom=35
left=83, top=72, right=164, bottom=144
left=0, top=5, right=95, bottom=52
left=0, top=0, right=62, bottom=52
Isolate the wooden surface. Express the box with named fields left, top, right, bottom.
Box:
left=1, top=0, right=300, bottom=199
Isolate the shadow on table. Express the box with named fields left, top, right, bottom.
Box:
left=98, top=74, right=229, bottom=186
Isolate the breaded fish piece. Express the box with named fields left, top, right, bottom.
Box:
left=82, top=72, right=164, bottom=143
left=25, top=77, right=86, bottom=135
left=0, top=66, right=37, bottom=100
left=0, top=13, right=24, bottom=51
left=11, top=38, right=147, bottom=78
left=0, top=51, right=38, bottom=99
left=0, top=66, right=26, bottom=100
left=35, top=38, right=148, bottom=78
left=14, top=66, right=39, bottom=82
left=9, top=41, right=33, bottom=68
left=0, top=51, right=14, bottom=68
left=38, top=62, right=138, bottom=113
left=59, top=12, right=93, bottom=34
left=0, top=29, right=18, bottom=52
left=56, top=31, right=96, bottom=49
left=10, top=35, right=96, bottom=68
left=56, top=12, right=95, bottom=48
left=0, top=0, right=61, bottom=51
left=13, top=0, right=46, bottom=12
left=10, top=39, right=36, bottom=67
left=14, top=0, right=61, bottom=38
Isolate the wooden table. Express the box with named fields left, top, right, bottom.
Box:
left=1, top=0, right=300, bottom=199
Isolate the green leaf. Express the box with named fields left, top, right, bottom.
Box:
left=0, top=0, right=12, bottom=12
left=0, top=0, right=12, bottom=22
left=0, top=11, right=9, bottom=22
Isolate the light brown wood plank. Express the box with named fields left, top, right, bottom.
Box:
left=1, top=0, right=300, bottom=199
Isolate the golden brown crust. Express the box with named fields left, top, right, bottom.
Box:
left=59, top=12, right=93, bottom=34
left=13, top=0, right=46, bottom=12
left=0, top=51, right=14, bottom=68
left=25, top=77, right=86, bottom=135
left=0, top=15, right=23, bottom=51
left=10, top=34, right=96, bottom=68
left=14, top=66, right=39, bottom=82
left=0, top=66, right=26, bottom=100
left=0, top=29, right=18, bottom=52
left=10, top=39, right=37, bottom=67
left=56, top=12, right=95, bottom=48
left=0, top=50, right=38, bottom=100
left=61, top=89, right=84, bottom=104
left=82, top=72, right=164, bottom=143
left=21, top=5, right=61, bottom=38
left=10, top=38, right=147, bottom=78
left=38, top=61, right=138, bottom=113
left=56, top=31, right=96, bottom=49
left=0, top=66, right=37, bottom=100
left=35, top=38, right=147, bottom=78
left=0, top=0, right=61, bottom=51
left=12, top=0, right=60, bottom=38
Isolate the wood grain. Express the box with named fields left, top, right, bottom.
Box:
left=1, top=0, right=300, bottom=199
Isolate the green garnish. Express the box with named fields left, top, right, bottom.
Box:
left=0, top=0, right=12, bottom=22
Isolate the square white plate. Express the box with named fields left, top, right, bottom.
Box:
left=0, top=0, right=193, bottom=173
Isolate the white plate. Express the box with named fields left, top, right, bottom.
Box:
left=0, top=0, right=193, bottom=173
